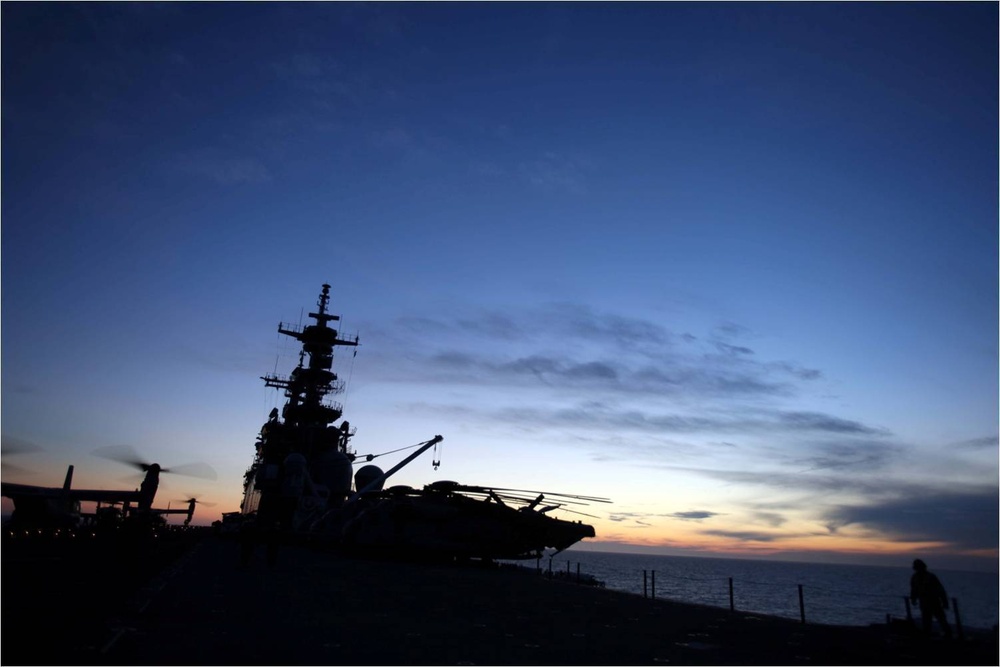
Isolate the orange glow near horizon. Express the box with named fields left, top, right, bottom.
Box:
left=583, top=516, right=999, bottom=564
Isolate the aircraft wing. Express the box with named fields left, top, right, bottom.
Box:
left=67, top=489, right=143, bottom=503
left=1, top=482, right=143, bottom=504
left=1, top=482, right=58, bottom=498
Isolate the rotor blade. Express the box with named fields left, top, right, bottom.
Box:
left=92, top=445, right=148, bottom=471
left=1, top=437, right=43, bottom=477
left=174, top=497, right=217, bottom=507
left=116, top=472, right=145, bottom=485
left=457, top=488, right=594, bottom=507
left=1, top=461, right=37, bottom=477
left=1, top=436, right=44, bottom=457
left=470, top=485, right=612, bottom=503
left=161, top=462, right=218, bottom=481
left=550, top=506, right=602, bottom=520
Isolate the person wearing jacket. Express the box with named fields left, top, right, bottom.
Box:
left=910, top=558, right=952, bottom=638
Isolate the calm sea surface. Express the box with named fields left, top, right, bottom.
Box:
left=518, top=551, right=998, bottom=631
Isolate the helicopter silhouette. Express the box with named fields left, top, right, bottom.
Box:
left=1, top=445, right=217, bottom=531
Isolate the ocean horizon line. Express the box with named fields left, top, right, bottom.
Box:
left=568, top=541, right=1000, bottom=574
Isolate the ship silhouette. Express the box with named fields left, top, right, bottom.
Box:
left=235, top=284, right=605, bottom=561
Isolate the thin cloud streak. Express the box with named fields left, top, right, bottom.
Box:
left=700, top=529, right=801, bottom=543
left=954, top=435, right=999, bottom=450
left=669, top=510, right=723, bottom=521
left=654, top=464, right=924, bottom=497
left=405, top=401, right=888, bottom=439
left=173, top=150, right=271, bottom=185
left=518, top=151, right=593, bottom=194
left=377, top=304, right=826, bottom=403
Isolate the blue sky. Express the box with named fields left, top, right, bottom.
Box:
left=2, top=2, right=997, bottom=570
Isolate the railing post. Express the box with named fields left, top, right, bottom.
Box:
left=643, top=570, right=648, bottom=599
left=548, top=558, right=552, bottom=578
left=651, top=570, right=656, bottom=600
left=576, top=562, right=580, bottom=583
left=798, top=584, right=806, bottom=624
left=729, top=577, right=734, bottom=612
left=952, top=597, right=964, bottom=640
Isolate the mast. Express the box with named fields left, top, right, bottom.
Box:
left=260, top=283, right=359, bottom=450
left=242, top=284, right=360, bottom=514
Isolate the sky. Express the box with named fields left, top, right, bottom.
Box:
left=2, top=2, right=997, bottom=571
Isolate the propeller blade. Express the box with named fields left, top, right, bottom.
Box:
left=174, top=497, right=217, bottom=507
left=1, top=461, right=37, bottom=477
left=1, top=437, right=43, bottom=477
left=93, top=447, right=217, bottom=481
left=92, top=445, right=149, bottom=471
left=1, top=436, right=44, bottom=457
left=555, top=506, right=602, bottom=519
left=116, top=472, right=146, bottom=485
left=162, top=462, right=218, bottom=481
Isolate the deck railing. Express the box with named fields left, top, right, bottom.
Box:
left=515, top=558, right=974, bottom=634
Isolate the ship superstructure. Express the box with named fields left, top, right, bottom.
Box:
left=241, top=283, right=358, bottom=517
left=240, top=284, right=604, bottom=560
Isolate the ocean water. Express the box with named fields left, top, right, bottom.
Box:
left=527, top=551, right=998, bottom=631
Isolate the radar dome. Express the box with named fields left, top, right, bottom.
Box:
left=313, top=450, right=353, bottom=500
left=354, top=464, right=384, bottom=493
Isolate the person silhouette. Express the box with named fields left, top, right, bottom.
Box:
left=910, top=558, right=952, bottom=638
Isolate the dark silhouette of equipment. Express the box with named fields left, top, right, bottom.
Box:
left=238, top=284, right=608, bottom=561
left=1, top=465, right=82, bottom=529
left=169, top=497, right=217, bottom=525
left=2, top=447, right=217, bottom=531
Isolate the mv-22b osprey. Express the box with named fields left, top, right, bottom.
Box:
left=1, top=448, right=216, bottom=531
